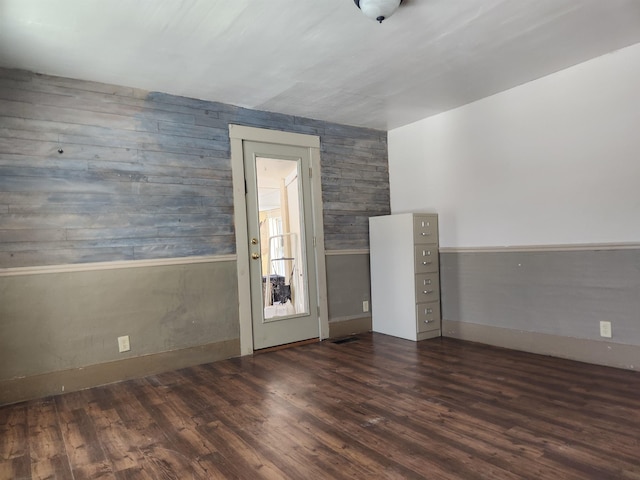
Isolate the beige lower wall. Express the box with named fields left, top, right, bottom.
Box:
left=325, top=252, right=372, bottom=338
left=443, top=319, right=640, bottom=371
left=325, top=252, right=371, bottom=321
left=0, top=258, right=240, bottom=404
left=0, top=338, right=240, bottom=406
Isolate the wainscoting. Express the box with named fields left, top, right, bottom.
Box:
left=440, top=244, right=640, bottom=370
left=0, top=257, right=240, bottom=405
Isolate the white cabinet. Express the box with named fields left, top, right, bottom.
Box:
left=369, top=213, right=441, bottom=341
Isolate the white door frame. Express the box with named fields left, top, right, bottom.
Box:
left=229, top=124, right=329, bottom=355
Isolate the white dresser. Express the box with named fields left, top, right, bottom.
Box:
left=369, top=213, right=441, bottom=341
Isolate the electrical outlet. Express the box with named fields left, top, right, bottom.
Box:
left=118, top=335, right=131, bottom=353
left=599, top=321, right=612, bottom=338
left=363, top=300, right=369, bottom=313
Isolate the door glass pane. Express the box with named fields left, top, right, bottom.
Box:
left=256, top=156, right=309, bottom=321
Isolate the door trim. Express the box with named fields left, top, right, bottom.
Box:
left=229, top=125, right=329, bottom=355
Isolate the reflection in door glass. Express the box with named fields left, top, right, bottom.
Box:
left=256, top=156, right=309, bottom=321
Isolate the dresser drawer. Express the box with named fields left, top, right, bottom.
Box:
left=415, top=273, right=440, bottom=303
left=414, top=245, right=439, bottom=273
left=416, top=302, right=441, bottom=332
left=413, top=215, right=438, bottom=244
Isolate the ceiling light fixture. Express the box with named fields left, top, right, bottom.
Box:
left=354, top=0, right=403, bottom=24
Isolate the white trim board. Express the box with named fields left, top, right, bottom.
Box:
left=0, top=255, right=236, bottom=278
left=439, top=242, right=640, bottom=254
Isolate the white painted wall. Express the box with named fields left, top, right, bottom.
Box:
left=388, top=42, right=640, bottom=248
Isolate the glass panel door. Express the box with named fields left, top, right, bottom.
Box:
left=256, top=156, right=309, bottom=321
left=243, top=140, right=319, bottom=350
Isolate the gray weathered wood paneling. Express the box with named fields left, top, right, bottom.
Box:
left=0, top=68, right=389, bottom=267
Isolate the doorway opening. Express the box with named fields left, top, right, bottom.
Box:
left=229, top=125, right=329, bottom=354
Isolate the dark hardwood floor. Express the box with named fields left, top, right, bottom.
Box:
left=1, top=333, right=639, bottom=479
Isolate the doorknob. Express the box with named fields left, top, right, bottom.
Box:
left=251, top=253, right=260, bottom=260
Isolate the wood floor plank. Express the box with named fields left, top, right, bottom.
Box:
left=27, top=399, right=73, bottom=480
left=243, top=354, right=473, bottom=479
left=197, top=419, right=290, bottom=479
left=124, top=397, right=212, bottom=478
left=214, top=405, right=341, bottom=480
left=1, top=334, right=639, bottom=479
left=0, top=402, right=28, bottom=461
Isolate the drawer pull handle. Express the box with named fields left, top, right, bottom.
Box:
left=424, top=308, right=433, bottom=314
left=422, top=261, right=431, bottom=265
left=424, top=319, right=432, bottom=324
left=421, top=232, right=431, bottom=236
left=423, top=290, right=434, bottom=294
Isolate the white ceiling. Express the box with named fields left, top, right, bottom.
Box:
left=1, top=0, right=640, bottom=130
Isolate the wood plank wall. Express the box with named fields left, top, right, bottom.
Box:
left=0, top=68, right=389, bottom=268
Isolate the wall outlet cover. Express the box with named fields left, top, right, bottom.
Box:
left=118, top=335, right=131, bottom=352
left=363, top=300, right=369, bottom=313
left=599, top=321, right=612, bottom=338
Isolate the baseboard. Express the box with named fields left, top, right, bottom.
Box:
left=443, top=320, right=639, bottom=371
left=329, top=315, right=372, bottom=338
left=0, top=338, right=240, bottom=406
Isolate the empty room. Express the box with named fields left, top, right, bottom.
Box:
left=1, top=1, right=639, bottom=478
